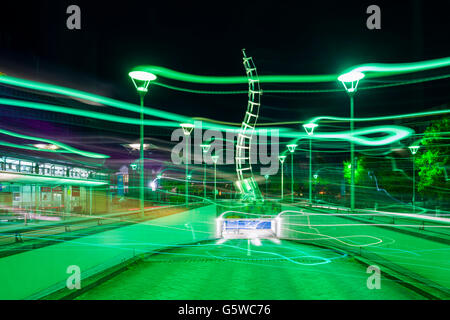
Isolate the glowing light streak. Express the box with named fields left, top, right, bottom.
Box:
left=0, top=128, right=109, bottom=159
left=342, top=56, right=450, bottom=79
left=132, top=65, right=336, bottom=83
left=307, top=109, right=450, bottom=125
left=0, top=75, right=188, bottom=122
left=154, top=73, right=450, bottom=94
left=293, top=126, right=414, bottom=146
left=133, top=57, right=450, bottom=85
left=0, top=172, right=107, bottom=186
left=282, top=227, right=383, bottom=247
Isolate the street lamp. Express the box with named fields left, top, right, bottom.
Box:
left=279, top=155, right=287, bottom=200
left=408, top=145, right=420, bottom=213
left=211, top=154, right=219, bottom=201
left=287, top=144, right=298, bottom=203
left=180, top=123, right=195, bottom=207
left=200, top=143, right=211, bottom=201
left=129, top=70, right=157, bottom=217
left=303, top=123, right=318, bottom=205
left=338, top=70, right=365, bottom=211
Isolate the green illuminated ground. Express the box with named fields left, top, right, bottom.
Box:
left=76, top=239, right=423, bottom=300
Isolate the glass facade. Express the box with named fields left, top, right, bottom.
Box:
left=0, top=154, right=110, bottom=218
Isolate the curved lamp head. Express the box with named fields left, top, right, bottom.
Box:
left=338, top=71, right=365, bottom=93
left=303, top=123, right=318, bottom=136
left=211, top=155, right=219, bottom=164
left=200, top=144, right=211, bottom=153
left=180, top=123, right=195, bottom=136
left=408, top=145, right=420, bottom=155
left=278, top=155, right=287, bottom=164
left=129, top=71, right=157, bottom=94
left=287, top=144, right=298, bottom=153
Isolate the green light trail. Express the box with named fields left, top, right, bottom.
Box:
left=0, top=69, right=432, bottom=149
left=0, top=97, right=286, bottom=134
left=1, top=71, right=448, bottom=135
left=153, top=82, right=247, bottom=94
left=151, top=73, right=450, bottom=95
left=0, top=75, right=189, bottom=123
left=307, top=109, right=450, bottom=125
left=0, top=128, right=109, bottom=159
left=343, top=56, right=450, bottom=79
left=279, top=126, right=414, bottom=157
left=0, top=97, right=180, bottom=128
left=134, top=57, right=450, bottom=84
left=0, top=98, right=413, bottom=147
left=133, top=65, right=336, bottom=83
left=0, top=172, right=107, bottom=186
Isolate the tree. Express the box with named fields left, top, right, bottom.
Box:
left=415, top=117, right=449, bottom=198
left=343, top=157, right=367, bottom=184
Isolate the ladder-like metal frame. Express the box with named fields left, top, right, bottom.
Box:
left=235, top=49, right=263, bottom=201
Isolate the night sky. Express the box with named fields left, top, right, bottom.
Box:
left=0, top=0, right=449, bottom=168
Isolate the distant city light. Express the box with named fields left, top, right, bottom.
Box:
left=127, top=143, right=150, bottom=151
left=33, top=143, right=60, bottom=150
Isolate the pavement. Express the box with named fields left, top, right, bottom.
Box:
left=76, top=239, right=424, bottom=300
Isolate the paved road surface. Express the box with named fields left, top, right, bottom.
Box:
left=76, top=239, right=424, bottom=299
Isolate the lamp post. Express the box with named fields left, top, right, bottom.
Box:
left=212, top=155, right=219, bottom=201
left=124, top=144, right=151, bottom=200
left=303, top=123, right=318, bottom=205
left=129, top=71, right=157, bottom=217
left=338, top=71, right=365, bottom=211
left=264, top=174, right=269, bottom=196
left=130, top=161, right=138, bottom=199
left=287, top=144, right=298, bottom=203
left=313, top=174, right=318, bottom=202
left=408, top=145, right=420, bottom=213
left=180, top=123, right=195, bottom=207
left=279, top=155, right=287, bottom=200
left=200, top=144, right=211, bottom=201
left=156, top=174, right=162, bottom=203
